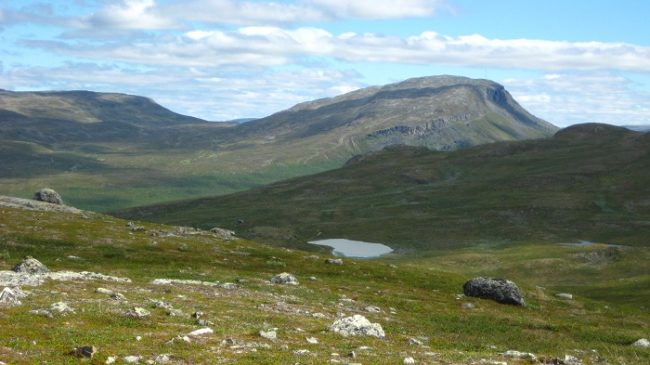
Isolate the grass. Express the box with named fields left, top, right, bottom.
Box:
left=0, top=206, right=648, bottom=364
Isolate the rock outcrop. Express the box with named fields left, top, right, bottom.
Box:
left=33, top=188, right=63, bottom=205
left=463, top=277, right=525, bottom=306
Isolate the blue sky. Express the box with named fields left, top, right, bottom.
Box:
left=1, top=0, right=649, bottom=126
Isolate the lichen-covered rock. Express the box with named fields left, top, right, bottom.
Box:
left=72, top=346, right=97, bottom=359
left=271, top=272, right=299, bottom=285
left=12, top=256, right=50, bottom=274
left=33, top=188, right=63, bottom=205
left=328, top=314, right=385, bottom=338
left=326, top=258, right=343, bottom=265
left=632, top=338, right=649, bottom=348
left=463, top=277, right=525, bottom=306
left=50, top=301, right=75, bottom=315
left=0, top=287, right=25, bottom=307
left=125, top=307, right=150, bottom=319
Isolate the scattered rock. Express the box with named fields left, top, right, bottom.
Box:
left=125, top=307, right=150, bottom=319
left=167, top=335, right=191, bottom=345
left=105, top=356, right=117, bottom=364
left=12, top=256, right=49, bottom=274
left=127, top=221, right=146, bottom=232
left=463, top=277, right=525, bottom=306
left=123, top=355, right=142, bottom=364
left=154, top=354, right=171, bottom=364
left=408, top=337, right=424, bottom=346
left=149, top=299, right=182, bottom=316
left=326, top=258, right=343, bottom=265
left=632, top=338, right=649, bottom=348
left=0, top=268, right=131, bottom=287
left=33, top=188, right=63, bottom=205
left=563, top=354, right=583, bottom=365
left=72, top=346, right=97, bottom=359
left=328, top=314, right=385, bottom=338
left=404, top=356, right=416, bottom=364
left=293, top=349, right=310, bottom=356
left=259, top=329, right=277, bottom=340
left=0, top=287, right=25, bottom=307
left=271, top=272, right=299, bottom=285
left=29, top=308, right=53, bottom=317
left=187, top=327, right=213, bottom=337
left=50, top=301, right=74, bottom=315
left=503, top=350, right=537, bottom=361
left=555, top=293, right=573, bottom=300
left=210, top=227, right=236, bottom=240
left=306, top=336, right=319, bottom=344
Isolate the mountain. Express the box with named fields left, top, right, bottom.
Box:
left=625, top=125, right=650, bottom=132
left=0, top=76, right=556, bottom=211
left=115, top=124, right=650, bottom=251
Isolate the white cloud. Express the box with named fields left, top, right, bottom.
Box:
left=26, top=27, right=650, bottom=73
left=310, top=0, right=447, bottom=19
left=504, top=73, right=650, bottom=126
left=83, top=0, right=176, bottom=30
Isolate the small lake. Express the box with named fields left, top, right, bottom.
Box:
left=308, top=238, right=394, bottom=258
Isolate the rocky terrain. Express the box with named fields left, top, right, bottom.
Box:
left=0, top=193, right=648, bottom=364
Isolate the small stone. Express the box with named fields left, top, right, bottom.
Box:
left=563, top=354, right=582, bottom=365
left=187, top=327, right=213, bottom=337
left=29, top=308, right=53, bottom=317
left=72, top=345, right=97, bottom=359
left=50, top=301, right=74, bottom=315
left=111, top=292, right=127, bottom=301
left=365, top=305, right=381, bottom=313
left=503, top=350, right=537, bottom=361
left=403, top=357, right=416, bottom=364
left=293, top=349, right=310, bottom=356
left=259, top=330, right=277, bottom=340
left=408, top=337, right=424, bottom=346
left=167, top=335, right=191, bottom=345
left=135, top=336, right=142, bottom=341
left=306, top=336, right=319, bottom=344
left=192, top=311, right=204, bottom=319
left=271, top=272, right=299, bottom=285
left=348, top=351, right=356, bottom=359
left=33, top=188, right=63, bottom=205
left=210, top=227, right=236, bottom=240
left=555, top=293, right=573, bottom=300
left=12, top=256, right=49, bottom=274
left=125, top=307, right=150, bottom=319
left=461, top=302, right=476, bottom=309
left=326, top=258, right=343, bottom=265
left=632, top=338, right=649, bottom=348
left=123, top=355, right=142, bottom=364
left=105, top=356, right=117, bottom=364
left=96, top=288, right=114, bottom=295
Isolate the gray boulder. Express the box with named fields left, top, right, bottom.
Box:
left=463, top=277, right=525, bottom=306
left=271, top=272, right=299, bottom=285
left=328, top=314, right=385, bottom=338
left=12, top=256, right=50, bottom=274
left=33, top=188, right=63, bottom=205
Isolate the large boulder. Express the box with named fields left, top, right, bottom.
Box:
left=12, top=256, right=50, bottom=274
left=33, top=188, right=63, bottom=205
left=463, top=277, right=525, bottom=306
left=328, top=314, right=385, bottom=338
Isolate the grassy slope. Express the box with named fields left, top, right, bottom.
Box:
left=115, top=124, right=650, bottom=251
left=0, top=206, right=648, bottom=364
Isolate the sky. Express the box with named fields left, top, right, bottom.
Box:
left=0, top=0, right=649, bottom=126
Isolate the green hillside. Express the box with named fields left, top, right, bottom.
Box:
left=115, top=124, right=650, bottom=251
left=0, top=200, right=648, bottom=364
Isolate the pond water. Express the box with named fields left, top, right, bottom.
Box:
left=308, top=238, right=394, bottom=258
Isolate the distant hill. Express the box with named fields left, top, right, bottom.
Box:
left=624, top=125, right=650, bottom=132
left=0, top=76, right=556, bottom=211
left=115, top=123, right=650, bottom=251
